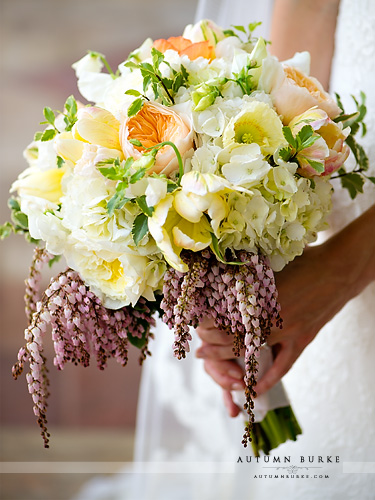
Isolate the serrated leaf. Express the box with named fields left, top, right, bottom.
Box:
left=151, top=47, right=164, bottom=68
left=130, top=167, right=147, bottom=184
left=12, top=211, right=29, bottom=230
left=296, top=125, right=314, bottom=146
left=340, top=172, right=364, bottom=199
left=132, top=213, right=149, bottom=246
left=127, top=98, right=144, bottom=117
left=0, top=222, right=13, bottom=240
left=136, top=195, right=154, bottom=216
left=8, top=198, right=20, bottom=211
left=98, top=166, right=119, bottom=180
left=282, top=126, right=296, bottom=148
left=335, top=92, right=344, bottom=113
left=279, top=146, right=292, bottom=162
left=107, top=192, right=130, bottom=216
left=43, top=107, right=55, bottom=126
left=41, top=129, right=57, bottom=142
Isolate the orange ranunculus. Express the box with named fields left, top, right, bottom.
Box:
left=153, top=36, right=215, bottom=61
left=120, top=102, right=193, bottom=176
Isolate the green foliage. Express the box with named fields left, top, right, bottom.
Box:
left=63, top=95, right=78, bottom=131
left=33, top=95, right=78, bottom=141
left=279, top=125, right=324, bottom=173
left=333, top=92, right=370, bottom=198
left=48, top=254, right=62, bottom=268
left=0, top=222, right=13, bottom=240
left=223, top=22, right=263, bottom=43
left=210, top=233, right=243, bottom=265
left=125, top=48, right=189, bottom=106
left=1, top=197, right=39, bottom=244
left=136, top=195, right=154, bottom=217
left=339, top=171, right=365, bottom=199
left=88, top=51, right=120, bottom=79
left=127, top=326, right=148, bottom=348
left=132, top=213, right=149, bottom=246
left=56, top=156, right=65, bottom=169
left=230, top=62, right=258, bottom=95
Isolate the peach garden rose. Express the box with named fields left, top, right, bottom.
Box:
left=120, top=101, right=194, bottom=177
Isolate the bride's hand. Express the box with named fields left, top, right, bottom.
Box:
left=196, top=205, right=375, bottom=416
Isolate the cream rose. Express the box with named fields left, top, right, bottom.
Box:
left=259, top=56, right=341, bottom=123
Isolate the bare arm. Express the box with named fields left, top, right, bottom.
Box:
left=269, top=0, right=340, bottom=89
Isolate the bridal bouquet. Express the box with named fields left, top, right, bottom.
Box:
left=2, top=20, right=369, bottom=452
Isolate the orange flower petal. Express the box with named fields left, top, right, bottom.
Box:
left=167, top=36, right=193, bottom=52
left=180, top=40, right=215, bottom=61
left=153, top=39, right=175, bottom=53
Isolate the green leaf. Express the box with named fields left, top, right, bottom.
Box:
left=210, top=234, right=243, bottom=265
left=125, top=89, right=142, bottom=97
left=167, top=180, right=178, bottom=193
left=130, top=167, right=147, bottom=184
left=12, top=211, right=29, bottom=230
left=232, top=25, right=247, bottom=34
left=223, top=29, right=237, bottom=38
left=65, top=95, right=78, bottom=115
left=345, top=135, right=369, bottom=171
left=127, top=328, right=148, bottom=349
left=367, top=176, right=375, bottom=184
left=136, top=195, right=154, bottom=216
left=151, top=47, right=165, bottom=68
left=107, top=192, right=130, bottom=216
left=278, top=146, right=292, bottom=162
left=296, top=125, right=314, bottom=147
left=48, top=254, right=61, bottom=268
left=34, top=131, right=43, bottom=141
left=8, top=198, right=20, bottom=211
left=127, top=98, right=144, bottom=117
left=43, top=107, right=55, bottom=126
left=98, top=165, right=119, bottom=180
left=282, top=127, right=296, bottom=149
left=56, top=156, right=65, bottom=169
left=0, top=222, right=13, bottom=239
left=132, top=213, right=149, bottom=246
left=248, top=22, right=262, bottom=33
left=306, top=159, right=325, bottom=174
left=41, top=129, right=57, bottom=142
left=340, top=172, right=365, bottom=199
left=129, top=138, right=143, bottom=147
left=124, top=60, right=139, bottom=70
left=335, top=92, right=344, bottom=113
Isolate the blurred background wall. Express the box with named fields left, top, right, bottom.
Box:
left=0, top=0, right=197, bottom=498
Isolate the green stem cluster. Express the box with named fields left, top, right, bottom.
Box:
left=250, top=406, right=302, bottom=457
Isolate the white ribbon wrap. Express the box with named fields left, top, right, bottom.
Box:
left=232, top=345, right=290, bottom=422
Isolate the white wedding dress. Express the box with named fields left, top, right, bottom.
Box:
left=75, top=1, right=375, bottom=499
